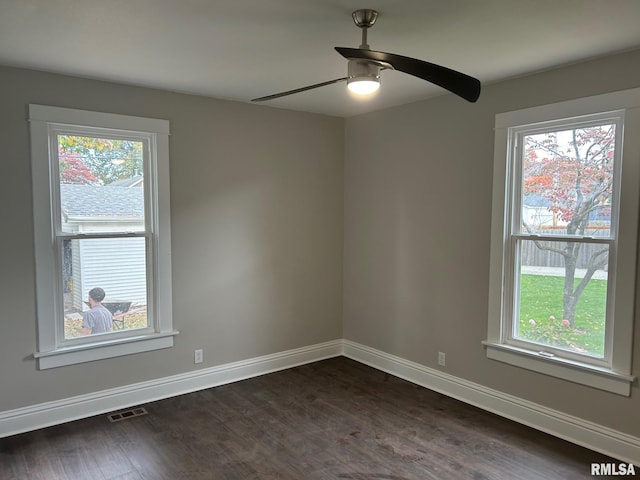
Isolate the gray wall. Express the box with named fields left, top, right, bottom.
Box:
left=343, top=48, right=640, bottom=437
left=0, top=66, right=344, bottom=410
left=2, top=48, right=640, bottom=440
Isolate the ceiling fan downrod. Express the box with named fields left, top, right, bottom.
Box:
left=352, top=9, right=378, bottom=49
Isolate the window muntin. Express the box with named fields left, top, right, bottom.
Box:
left=30, top=105, right=176, bottom=369
left=504, top=116, right=622, bottom=366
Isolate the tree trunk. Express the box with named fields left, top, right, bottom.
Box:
left=562, top=248, right=578, bottom=326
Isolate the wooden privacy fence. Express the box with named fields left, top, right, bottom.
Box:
left=520, top=227, right=610, bottom=269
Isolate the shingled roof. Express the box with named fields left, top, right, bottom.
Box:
left=60, top=184, right=144, bottom=220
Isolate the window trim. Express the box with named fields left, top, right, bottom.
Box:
left=485, top=88, right=640, bottom=396
left=29, top=105, right=177, bottom=369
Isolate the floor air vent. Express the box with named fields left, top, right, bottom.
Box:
left=107, top=407, right=148, bottom=423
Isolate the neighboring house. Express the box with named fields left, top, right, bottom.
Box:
left=108, top=175, right=143, bottom=188
left=522, top=194, right=559, bottom=228
left=60, top=181, right=146, bottom=311
left=523, top=194, right=611, bottom=231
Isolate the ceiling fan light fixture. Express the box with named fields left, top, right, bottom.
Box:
left=347, top=59, right=380, bottom=95
left=347, top=78, right=380, bottom=95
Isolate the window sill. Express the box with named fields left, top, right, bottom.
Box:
left=482, top=341, right=635, bottom=396
left=34, top=331, right=180, bottom=369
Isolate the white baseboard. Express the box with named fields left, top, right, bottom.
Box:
left=0, top=340, right=343, bottom=439
left=2, top=338, right=638, bottom=467
left=343, top=340, right=640, bottom=466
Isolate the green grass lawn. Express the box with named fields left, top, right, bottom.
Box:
left=516, top=273, right=607, bottom=357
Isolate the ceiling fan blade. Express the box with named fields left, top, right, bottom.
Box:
left=335, top=47, right=480, bottom=103
left=252, top=77, right=348, bottom=102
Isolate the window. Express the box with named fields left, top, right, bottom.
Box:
left=30, top=105, right=176, bottom=369
left=485, top=89, right=640, bottom=395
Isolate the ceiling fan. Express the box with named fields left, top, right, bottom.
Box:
left=251, top=9, right=481, bottom=103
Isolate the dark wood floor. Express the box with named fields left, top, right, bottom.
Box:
left=0, top=357, right=634, bottom=479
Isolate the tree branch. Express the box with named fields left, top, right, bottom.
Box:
left=572, top=247, right=608, bottom=299
left=521, top=221, right=569, bottom=257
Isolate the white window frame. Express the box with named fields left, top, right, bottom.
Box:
left=30, top=105, right=177, bottom=369
left=485, top=88, right=640, bottom=396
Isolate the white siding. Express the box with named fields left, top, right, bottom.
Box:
left=73, top=236, right=147, bottom=310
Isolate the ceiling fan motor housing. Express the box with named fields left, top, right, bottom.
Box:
left=347, top=59, right=381, bottom=84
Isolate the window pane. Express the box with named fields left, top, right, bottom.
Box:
left=62, top=237, right=149, bottom=339
left=515, top=239, right=608, bottom=357
left=57, top=135, right=145, bottom=234
left=521, top=124, right=616, bottom=237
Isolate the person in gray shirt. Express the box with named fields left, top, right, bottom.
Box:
left=82, top=287, right=113, bottom=335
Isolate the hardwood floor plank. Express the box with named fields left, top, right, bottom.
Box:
left=0, top=357, right=635, bottom=479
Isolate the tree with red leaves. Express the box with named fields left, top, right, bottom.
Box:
left=57, top=135, right=143, bottom=185
left=59, top=153, right=99, bottom=184
left=522, top=124, right=615, bottom=325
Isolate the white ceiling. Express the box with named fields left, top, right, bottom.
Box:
left=1, top=0, right=640, bottom=117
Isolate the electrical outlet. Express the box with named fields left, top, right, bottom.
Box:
left=194, top=349, right=203, bottom=364
left=438, top=351, right=446, bottom=366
